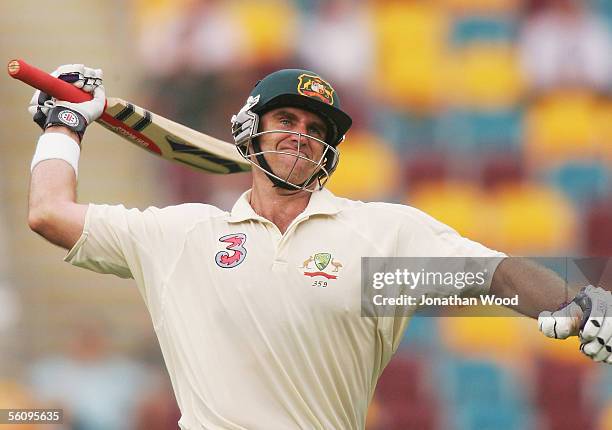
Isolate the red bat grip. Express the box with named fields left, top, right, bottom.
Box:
left=7, top=59, right=93, bottom=102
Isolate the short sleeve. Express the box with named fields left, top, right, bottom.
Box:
left=65, top=204, right=137, bottom=279
left=374, top=207, right=507, bottom=367
left=64, top=203, right=219, bottom=318
left=396, top=207, right=506, bottom=296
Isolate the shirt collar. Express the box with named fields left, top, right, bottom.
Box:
left=228, top=188, right=341, bottom=223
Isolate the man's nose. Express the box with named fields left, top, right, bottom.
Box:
left=294, top=122, right=313, bottom=139
left=289, top=125, right=308, bottom=143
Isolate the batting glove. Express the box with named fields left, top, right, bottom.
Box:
left=539, top=285, right=612, bottom=364
left=28, top=64, right=105, bottom=139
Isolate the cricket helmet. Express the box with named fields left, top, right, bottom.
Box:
left=231, top=69, right=352, bottom=191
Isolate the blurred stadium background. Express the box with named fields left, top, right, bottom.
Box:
left=1, top=0, right=612, bottom=428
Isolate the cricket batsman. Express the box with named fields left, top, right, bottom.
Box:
left=26, top=64, right=612, bottom=429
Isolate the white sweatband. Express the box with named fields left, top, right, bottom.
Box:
left=31, top=133, right=81, bottom=176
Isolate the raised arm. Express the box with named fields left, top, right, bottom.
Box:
left=28, top=127, right=88, bottom=249
left=26, top=64, right=105, bottom=250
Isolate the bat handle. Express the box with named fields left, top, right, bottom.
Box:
left=7, top=59, right=93, bottom=102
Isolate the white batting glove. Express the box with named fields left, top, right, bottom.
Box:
left=28, top=64, right=105, bottom=129
left=539, top=286, right=612, bottom=364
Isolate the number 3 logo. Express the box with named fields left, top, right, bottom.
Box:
left=215, top=233, right=247, bottom=268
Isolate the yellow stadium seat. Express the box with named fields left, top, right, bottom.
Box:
left=523, top=326, right=590, bottom=366
left=372, top=1, right=449, bottom=110
left=440, top=313, right=592, bottom=367
left=327, top=131, right=399, bottom=200
left=438, top=316, right=531, bottom=364
left=229, top=0, right=297, bottom=65
left=409, top=181, right=578, bottom=254
left=596, top=98, right=612, bottom=163
left=408, top=182, right=499, bottom=245
left=525, top=91, right=601, bottom=167
left=449, top=43, right=524, bottom=108
left=492, top=183, right=577, bottom=254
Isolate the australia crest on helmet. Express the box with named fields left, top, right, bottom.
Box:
left=297, top=73, right=335, bottom=106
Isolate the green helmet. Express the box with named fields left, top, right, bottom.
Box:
left=231, top=69, right=352, bottom=191
left=247, top=69, right=352, bottom=146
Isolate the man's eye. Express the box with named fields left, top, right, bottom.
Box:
left=279, top=119, right=291, bottom=126
left=308, top=127, right=323, bottom=137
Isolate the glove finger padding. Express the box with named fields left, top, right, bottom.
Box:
left=538, top=301, right=583, bottom=339
left=581, top=338, right=606, bottom=357
left=28, top=90, right=55, bottom=129
left=579, top=286, right=611, bottom=341
left=578, top=288, right=612, bottom=363
left=54, top=64, right=103, bottom=92
left=582, top=337, right=612, bottom=362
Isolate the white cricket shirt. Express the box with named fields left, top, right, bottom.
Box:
left=65, top=188, right=505, bottom=430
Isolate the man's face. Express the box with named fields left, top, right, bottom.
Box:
left=256, top=107, right=329, bottom=186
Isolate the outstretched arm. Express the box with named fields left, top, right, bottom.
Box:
left=489, top=257, right=579, bottom=319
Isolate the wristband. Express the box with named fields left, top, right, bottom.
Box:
left=31, top=133, right=81, bottom=177
left=44, top=106, right=87, bottom=139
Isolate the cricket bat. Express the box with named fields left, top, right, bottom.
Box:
left=8, top=59, right=251, bottom=174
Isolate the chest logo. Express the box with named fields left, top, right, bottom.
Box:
left=215, top=233, right=247, bottom=268
left=299, top=252, right=343, bottom=280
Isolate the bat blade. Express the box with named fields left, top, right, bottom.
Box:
left=8, top=59, right=251, bottom=174
left=100, top=97, right=250, bottom=174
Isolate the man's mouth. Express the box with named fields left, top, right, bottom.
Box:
left=277, top=143, right=310, bottom=159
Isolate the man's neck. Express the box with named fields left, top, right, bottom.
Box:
left=249, top=182, right=313, bottom=234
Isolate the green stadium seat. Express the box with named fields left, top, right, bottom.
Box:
left=451, top=16, right=518, bottom=46
left=547, top=161, right=610, bottom=207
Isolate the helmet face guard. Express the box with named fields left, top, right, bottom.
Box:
left=230, top=70, right=352, bottom=192
left=231, top=96, right=339, bottom=191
